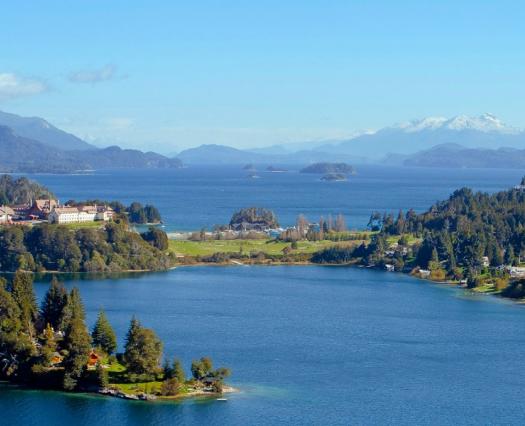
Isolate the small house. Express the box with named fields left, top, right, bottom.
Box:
left=50, top=352, right=63, bottom=366
left=87, top=350, right=100, bottom=368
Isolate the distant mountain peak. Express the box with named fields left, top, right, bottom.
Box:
left=0, top=110, right=95, bottom=150
left=394, top=113, right=519, bottom=134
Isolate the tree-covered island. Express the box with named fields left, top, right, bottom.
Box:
left=0, top=272, right=232, bottom=400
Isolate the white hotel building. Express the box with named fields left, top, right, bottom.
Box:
left=48, top=205, right=114, bottom=224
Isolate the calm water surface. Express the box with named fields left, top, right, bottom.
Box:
left=1, top=266, right=525, bottom=425
left=4, top=167, right=525, bottom=424
left=24, top=165, right=525, bottom=231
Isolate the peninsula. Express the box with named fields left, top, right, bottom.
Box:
left=0, top=272, right=232, bottom=401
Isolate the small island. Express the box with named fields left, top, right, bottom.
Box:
left=320, top=173, right=348, bottom=182
left=0, top=272, right=233, bottom=401
left=300, top=162, right=355, bottom=175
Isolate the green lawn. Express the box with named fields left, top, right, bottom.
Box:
left=386, top=233, right=422, bottom=245
left=55, top=221, right=107, bottom=230
left=169, top=238, right=363, bottom=258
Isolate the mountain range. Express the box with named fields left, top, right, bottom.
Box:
left=2, top=110, right=525, bottom=172
left=0, top=111, right=182, bottom=173
left=175, top=114, right=525, bottom=167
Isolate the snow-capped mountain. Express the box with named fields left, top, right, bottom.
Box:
left=394, top=113, right=519, bottom=134
left=318, top=114, right=524, bottom=159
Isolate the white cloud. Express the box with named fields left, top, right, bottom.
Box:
left=0, top=73, right=47, bottom=101
left=68, top=64, right=118, bottom=84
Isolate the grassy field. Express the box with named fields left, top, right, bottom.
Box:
left=169, top=238, right=363, bottom=258
left=386, top=233, right=422, bottom=245
left=55, top=221, right=107, bottom=230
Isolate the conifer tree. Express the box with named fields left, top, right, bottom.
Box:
left=92, top=310, right=117, bottom=355
left=10, top=271, right=38, bottom=337
left=60, top=287, right=85, bottom=331
left=62, top=289, right=91, bottom=390
left=0, top=282, right=33, bottom=376
left=124, top=316, right=163, bottom=375
left=172, top=358, right=186, bottom=383
left=40, top=276, right=68, bottom=331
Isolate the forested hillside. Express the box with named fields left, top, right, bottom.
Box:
left=0, top=175, right=55, bottom=205
left=0, top=222, right=172, bottom=272
left=313, top=179, right=525, bottom=286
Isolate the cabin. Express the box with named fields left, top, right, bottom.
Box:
left=87, top=350, right=100, bottom=368
left=50, top=352, right=63, bottom=366
left=481, top=256, right=490, bottom=268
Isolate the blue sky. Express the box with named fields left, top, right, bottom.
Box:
left=1, top=1, right=524, bottom=153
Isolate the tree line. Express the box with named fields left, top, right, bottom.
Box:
left=0, top=222, right=172, bottom=273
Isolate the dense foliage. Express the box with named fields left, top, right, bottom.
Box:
left=312, top=181, right=525, bottom=287
left=127, top=202, right=162, bottom=224
left=379, top=186, right=525, bottom=272
left=141, top=226, right=169, bottom=250
left=92, top=310, right=117, bottom=355
left=0, top=222, right=172, bottom=272
left=0, top=175, right=55, bottom=205
left=124, top=317, right=163, bottom=377
left=229, top=207, right=279, bottom=230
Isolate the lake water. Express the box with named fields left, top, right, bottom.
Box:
left=1, top=266, right=525, bottom=425
left=3, top=166, right=525, bottom=425
left=23, top=165, right=525, bottom=231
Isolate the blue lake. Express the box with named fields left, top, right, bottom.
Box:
left=3, top=166, right=525, bottom=424
left=23, top=165, right=525, bottom=231
left=2, top=266, right=525, bottom=425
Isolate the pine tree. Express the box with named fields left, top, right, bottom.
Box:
left=124, top=316, right=163, bottom=375
left=172, top=358, right=185, bottom=383
left=40, top=276, right=68, bottom=331
left=60, top=287, right=85, bottom=331
left=62, top=289, right=91, bottom=390
left=163, top=358, right=173, bottom=379
left=92, top=310, right=117, bottom=355
left=0, top=282, right=33, bottom=376
left=10, top=271, right=38, bottom=337
left=36, top=323, right=57, bottom=366
left=96, top=363, right=109, bottom=388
